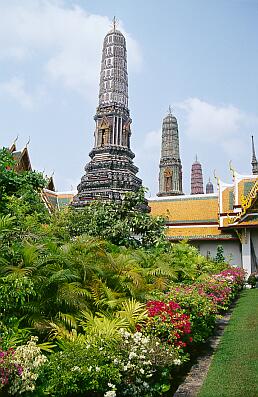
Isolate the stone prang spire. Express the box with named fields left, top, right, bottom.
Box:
left=73, top=19, right=142, bottom=206
left=251, top=135, right=258, bottom=175
left=157, top=107, right=183, bottom=196
left=206, top=178, right=214, bottom=194
left=191, top=156, right=204, bottom=194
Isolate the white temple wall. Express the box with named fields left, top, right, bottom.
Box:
left=192, top=240, right=242, bottom=267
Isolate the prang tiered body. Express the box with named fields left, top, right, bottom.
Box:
left=73, top=26, right=142, bottom=206
left=191, top=158, right=204, bottom=195
left=157, top=111, right=183, bottom=196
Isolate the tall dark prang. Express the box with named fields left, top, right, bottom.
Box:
left=73, top=18, right=142, bottom=207
left=157, top=108, right=183, bottom=196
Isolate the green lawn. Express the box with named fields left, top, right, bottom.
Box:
left=198, top=289, right=258, bottom=397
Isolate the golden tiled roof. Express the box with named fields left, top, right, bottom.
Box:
left=221, top=187, right=234, bottom=213
left=166, top=226, right=223, bottom=237
left=237, top=178, right=255, bottom=202
left=149, top=196, right=218, bottom=222
left=236, top=218, right=258, bottom=227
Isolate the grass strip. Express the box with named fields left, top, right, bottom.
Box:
left=198, top=289, right=258, bottom=397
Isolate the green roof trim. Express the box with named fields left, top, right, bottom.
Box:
left=168, top=234, right=236, bottom=241
left=57, top=197, right=73, bottom=208
left=229, top=190, right=234, bottom=210
left=244, top=181, right=255, bottom=196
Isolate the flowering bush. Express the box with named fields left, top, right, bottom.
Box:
left=0, top=348, right=22, bottom=392
left=116, top=330, right=177, bottom=396
left=39, top=331, right=178, bottom=397
left=0, top=336, right=47, bottom=395
left=199, top=267, right=246, bottom=311
left=247, top=272, right=258, bottom=288
left=215, top=267, right=246, bottom=295
left=148, top=267, right=245, bottom=344
left=164, top=286, right=216, bottom=343
left=9, top=336, right=47, bottom=395
left=39, top=339, right=121, bottom=397
left=143, top=300, right=192, bottom=360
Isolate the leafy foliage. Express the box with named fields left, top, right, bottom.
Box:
left=66, top=188, right=166, bottom=248
left=0, top=148, right=247, bottom=396
left=0, top=148, right=47, bottom=220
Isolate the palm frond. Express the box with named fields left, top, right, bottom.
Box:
left=57, top=312, right=78, bottom=329
left=117, top=299, right=147, bottom=330
left=0, top=214, right=16, bottom=235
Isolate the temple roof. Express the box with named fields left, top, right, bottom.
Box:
left=149, top=194, right=218, bottom=223
left=11, top=147, right=32, bottom=172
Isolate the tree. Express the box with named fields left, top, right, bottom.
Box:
left=215, top=245, right=225, bottom=263
left=0, top=147, right=47, bottom=220
left=66, top=188, right=166, bottom=248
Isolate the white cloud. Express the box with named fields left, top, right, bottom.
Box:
left=175, top=97, right=258, bottom=157
left=0, top=1, right=142, bottom=101
left=143, top=129, right=161, bottom=151
left=0, top=77, right=35, bottom=109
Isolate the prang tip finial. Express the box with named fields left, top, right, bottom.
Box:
left=168, top=105, right=172, bottom=115
left=113, top=16, right=117, bottom=31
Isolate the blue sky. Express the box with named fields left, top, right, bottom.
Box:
left=1, top=0, right=258, bottom=195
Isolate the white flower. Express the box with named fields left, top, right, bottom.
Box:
left=95, top=366, right=100, bottom=372
left=88, top=366, right=92, bottom=372
left=139, top=368, right=145, bottom=374
left=173, top=359, right=181, bottom=366
left=129, top=351, right=137, bottom=360
left=104, top=391, right=116, bottom=397
left=108, top=382, right=115, bottom=388
left=143, top=360, right=152, bottom=365
left=113, top=358, right=119, bottom=364
left=71, top=366, right=81, bottom=372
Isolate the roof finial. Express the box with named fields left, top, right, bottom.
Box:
left=13, top=135, right=19, bottom=145
left=26, top=136, right=30, bottom=148
left=168, top=105, right=172, bottom=115
left=214, top=169, right=220, bottom=187
left=195, top=154, right=198, bottom=162
left=113, top=16, right=117, bottom=31
left=229, top=160, right=236, bottom=179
